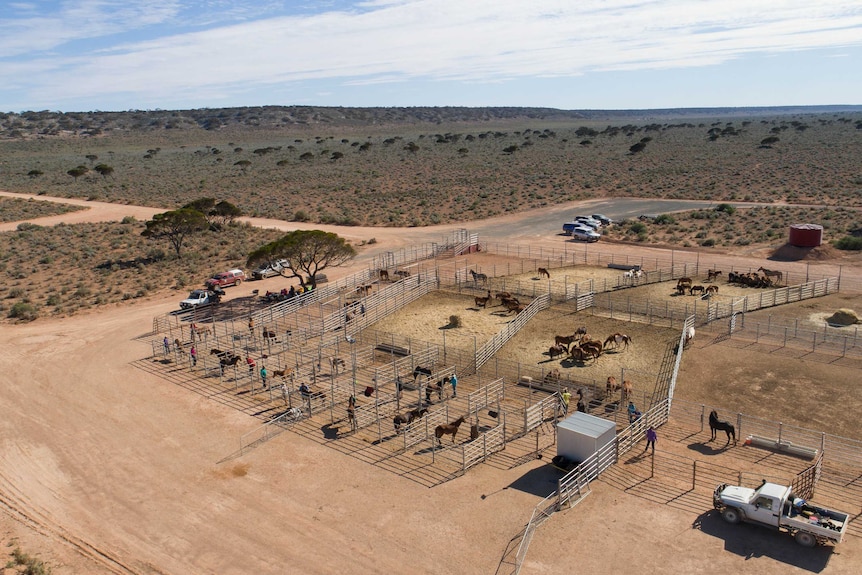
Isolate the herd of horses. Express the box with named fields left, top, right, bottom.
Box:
left=547, top=327, right=632, bottom=364
left=676, top=267, right=783, bottom=297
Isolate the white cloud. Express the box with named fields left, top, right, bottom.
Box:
left=1, top=0, right=861, bottom=109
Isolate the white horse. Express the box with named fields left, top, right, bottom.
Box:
left=684, top=326, right=695, bottom=347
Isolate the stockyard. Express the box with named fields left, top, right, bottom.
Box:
left=140, top=230, right=862, bottom=574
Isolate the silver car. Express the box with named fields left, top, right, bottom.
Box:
left=251, top=259, right=290, bottom=280
left=572, top=228, right=601, bottom=242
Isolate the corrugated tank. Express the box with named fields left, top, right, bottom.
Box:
left=788, top=224, right=822, bottom=247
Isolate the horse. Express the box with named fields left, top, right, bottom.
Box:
left=262, top=328, right=277, bottom=340
left=329, top=357, right=346, bottom=374
left=623, top=269, right=642, bottom=280
left=677, top=277, right=692, bottom=288
left=413, top=366, right=433, bottom=382
left=548, top=344, right=567, bottom=360
left=554, top=334, right=579, bottom=351
left=469, top=269, right=488, bottom=284
left=191, top=324, right=212, bottom=341
left=393, top=407, right=429, bottom=432
left=758, top=267, right=783, bottom=285
left=603, top=333, right=632, bottom=350
left=705, top=285, right=719, bottom=295
left=606, top=376, right=620, bottom=398
left=707, top=270, right=722, bottom=281
left=495, top=291, right=512, bottom=303
left=355, top=284, right=373, bottom=296
left=537, top=267, right=550, bottom=279
left=580, top=340, right=603, bottom=358
left=474, top=290, right=492, bottom=308
left=684, top=326, right=695, bottom=348
left=689, top=285, right=705, bottom=296
left=574, top=326, right=588, bottom=338
left=173, top=338, right=184, bottom=352
left=621, top=380, right=633, bottom=402
left=709, top=410, right=737, bottom=446
left=272, top=368, right=294, bottom=382
left=434, top=415, right=467, bottom=445
left=379, top=269, right=390, bottom=281
left=219, top=354, right=241, bottom=375
left=544, top=368, right=561, bottom=384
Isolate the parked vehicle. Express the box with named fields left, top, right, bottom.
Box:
left=562, top=221, right=579, bottom=235
left=205, top=269, right=246, bottom=288
left=575, top=216, right=602, bottom=229
left=179, top=287, right=224, bottom=309
left=251, top=259, right=290, bottom=280
left=713, top=481, right=849, bottom=547
left=591, top=214, right=613, bottom=225
left=572, top=228, right=600, bottom=242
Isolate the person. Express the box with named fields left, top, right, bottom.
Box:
left=190, top=345, right=197, bottom=367
left=395, top=376, right=404, bottom=399
left=190, top=323, right=197, bottom=342
left=288, top=285, right=296, bottom=299
left=248, top=317, right=254, bottom=335
left=627, top=401, right=638, bottom=423
left=246, top=355, right=256, bottom=375
left=259, top=366, right=268, bottom=390
left=347, top=395, right=357, bottom=432
left=299, top=382, right=311, bottom=397
left=561, top=388, right=572, bottom=414
left=645, top=426, right=657, bottom=454
left=360, top=303, right=366, bottom=316
left=450, top=372, right=458, bottom=398
left=163, top=336, right=170, bottom=356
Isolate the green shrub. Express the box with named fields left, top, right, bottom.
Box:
left=715, top=203, right=736, bottom=215
left=9, top=302, right=38, bottom=320
left=629, top=222, right=647, bottom=234
left=700, top=238, right=716, bottom=247
left=654, top=214, right=676, bottom=224
left=834, top=236, right=862, bottom=250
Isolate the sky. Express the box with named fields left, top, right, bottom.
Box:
left=1, top=0, right=861, bottom=113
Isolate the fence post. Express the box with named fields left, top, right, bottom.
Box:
left=692, top=461, right=697, bottom=490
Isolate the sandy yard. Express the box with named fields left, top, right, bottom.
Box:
left=3, top=194, right=862, bottom=575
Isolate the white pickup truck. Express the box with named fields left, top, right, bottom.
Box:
left=713, top=481, right=849, bottom=547
left=179, top=287, right=224, bottom=310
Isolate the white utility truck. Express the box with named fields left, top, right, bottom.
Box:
left=713, top=481, right=849, bottom=547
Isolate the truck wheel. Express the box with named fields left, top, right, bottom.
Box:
left=794, top=531, right=817, bottom=547
left=235, top=279, right=242, bottom=286
left=721, top=507, right=741, bottom=524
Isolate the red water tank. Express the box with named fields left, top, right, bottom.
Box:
left=788, top=224, right=823, bottom=247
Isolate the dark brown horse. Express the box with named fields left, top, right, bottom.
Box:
left=537, top=267, right=550, bottom=278
left=709, top=410, right=737, bottom=446
left=435, top=415, right=467, bottom=445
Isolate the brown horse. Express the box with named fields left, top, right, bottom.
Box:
left=537, top=267, right=550, bottom=279
left=435, top=415, right=467, bottom=445
left=379, top=269, right=390, bottom=281
left=173, top=338, right=184, bottom=352
left=272, top=368, right=294, bottom=382
left=474, top=290, right=492, bottom=308
left=495, top=291, right=513, bottom=303
left=548, top=344, right=567, bottom=360
left=707, top=270, right=722, bottom=281
left=606, top=376, right=620, bottom=398
left=554, top=334, right=579, bottom=351
left=621, top=380, right=633, bottom=402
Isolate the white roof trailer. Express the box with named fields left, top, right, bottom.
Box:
left=557, top=412, right=616, bottom=464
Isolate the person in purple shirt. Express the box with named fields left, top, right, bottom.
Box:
left=644, top=426, right=657, bottom=453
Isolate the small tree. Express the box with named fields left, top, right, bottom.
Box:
left=629, top=142, right=647, bottom=154
left=94, top=163, right=114, bottom=178
left=210, top=200, right=243, bottom=227
left=247, top=230, right=356, bottom=289
left=67, top=165, right=88, bottom=181
left=142, top=208, right=208, bottom=258
left=27, top=169, right=43, bottom=178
